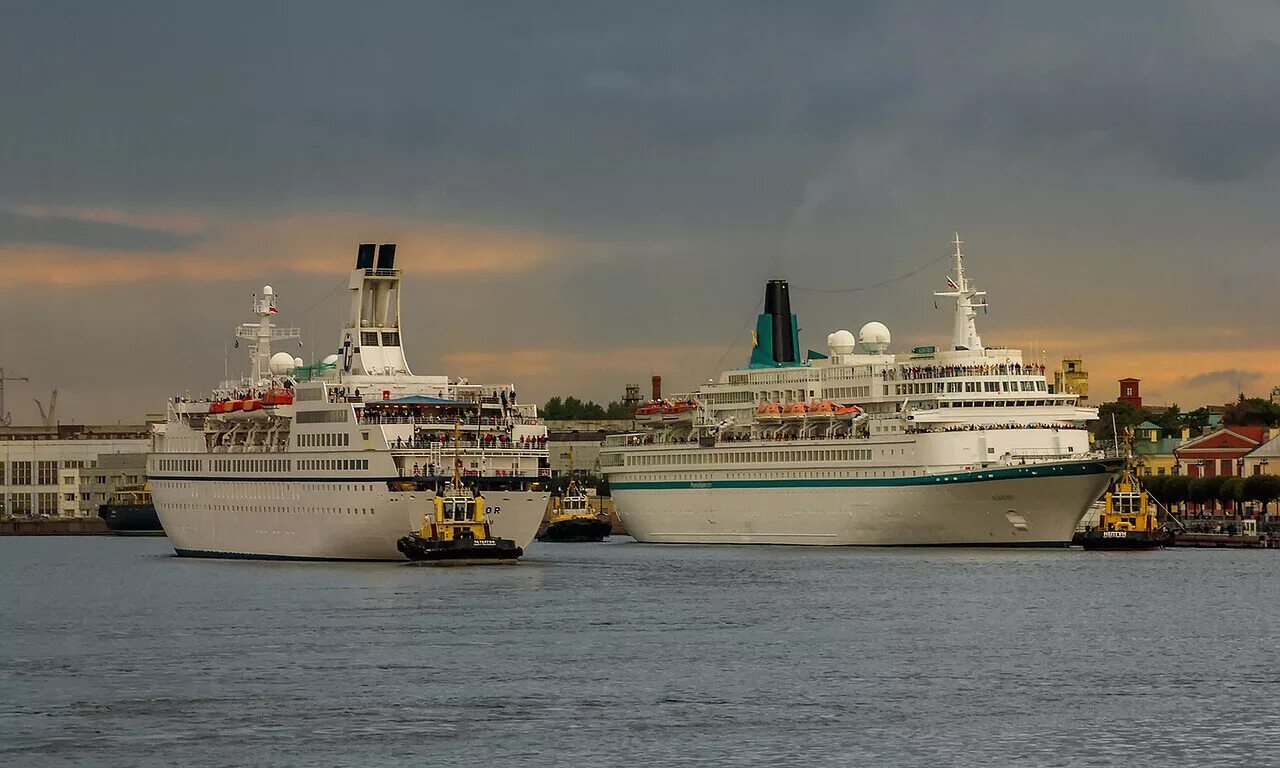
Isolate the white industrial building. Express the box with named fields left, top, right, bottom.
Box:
left=0, top=425, right=150, bottom=518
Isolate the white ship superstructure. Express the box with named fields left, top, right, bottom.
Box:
left=601, top=234, right=1121, bottom=546
left=150, top=243, right=551, bottom=560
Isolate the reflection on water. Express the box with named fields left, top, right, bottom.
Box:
left=2, top=537, right=1277, bottom=767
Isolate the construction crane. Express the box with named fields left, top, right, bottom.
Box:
left=34, top=389, right=58, bottom=428
left=0, top=368, right=29, bottom=427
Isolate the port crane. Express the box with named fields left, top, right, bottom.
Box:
left=0, top=368, right=29, bottom=426
left=34, top=389, right=58, bottom=428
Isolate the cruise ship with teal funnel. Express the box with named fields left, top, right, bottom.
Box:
left=600, top=234, right=1121, bottom=546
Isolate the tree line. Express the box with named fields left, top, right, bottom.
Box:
left=1091, top=395, right=1280, bottom=439
left=541, top=396, right=634, bottom=420
left=1141, top=473, right=1280, bottom=517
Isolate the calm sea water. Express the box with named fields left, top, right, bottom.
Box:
left=2, top=537, right=1277, bottom=767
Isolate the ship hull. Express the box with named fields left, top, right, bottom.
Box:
left=610, top=459, right=1120, bottom=546
left=97, top=503, right=164, bottom=535
left=151, top=479, right=548, bottom=561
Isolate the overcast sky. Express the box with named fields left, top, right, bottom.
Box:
left=3, top=1, right=1279, bottom=424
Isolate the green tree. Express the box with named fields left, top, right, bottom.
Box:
left=1190, top=475, right=1229, bottom=515
left=1091, top=400, right=1152, bottom=439
left=1219, top=476, right=1246, bottom=516
left=1222, top=395, right=1280, bottom=428
left=1243, top=474, right=1280, bottom=516
left=542, top=396, right=565, bottom=420
left=1163, top=474, right=1192, bottom=515
left=1182, top=406, right=1215, bottom=433
left=1150, top=403, right=1183, bottom=438
left=1142, top=475, right=1169, bottom=505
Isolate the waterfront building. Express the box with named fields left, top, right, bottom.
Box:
left=1131, top=421, right=1183, bottom=477
left=546, top=419, right=633, bottom=477
left=0, top=425, right=150, bottom=518
left=1174, top=425, right=1268, bottom=478
left=1054, top=358, right=1089, bottom=404
left=1243, top=431, right=1280, bottom=476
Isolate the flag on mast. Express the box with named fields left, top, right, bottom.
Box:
left=946, top=276, right=959, bottom=291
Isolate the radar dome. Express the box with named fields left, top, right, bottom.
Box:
left=827, top=330, right=856, bottom=355
left=293, top=357, right=304, bottom=368
left=269, top=351, right=296, bottom=375
left=858, top=322, right=891, bottom=354
left=321, top=353, right=340, bottom=366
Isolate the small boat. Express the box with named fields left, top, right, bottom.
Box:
left=1080, top=455, right=1170, bottom=551
left=396, top=424, right=522, bottom=565
left=97, top=484, right=164, bottom=535
left=756, top=403, right=782, bottom=419
left=537, top=447, right=611, bottom=542
left=781, top=402, right=808, bottom=418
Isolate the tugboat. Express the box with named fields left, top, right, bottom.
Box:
left=1081, top=432, right=1170, bottom=550
left=537, top=448, right=611, bottom=543
left=396, top=424, right=523, bottom=565
left=97, top=484, right=164, bottom=535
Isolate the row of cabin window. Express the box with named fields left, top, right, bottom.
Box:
left=211, top=458, right=291, bottom=473
left=298, top=459, right=369, bottom=471
left=896, top=380, right=1047, bottom=395
left=154, top=481, right=379, bottom=498
left=297, top=433, right=350, bottom=447
left=157, top=459, right=200, bottom=473
left=939, top=400, right=1068, bottom=408
left=628, top=448, right=873, bottom=466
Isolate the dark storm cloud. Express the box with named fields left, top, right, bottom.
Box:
left=3, top=1, right=1280, bottom=422
left=1183, top=369, right=1265, bottom=389
left=0, top=210, right=199, bottom=251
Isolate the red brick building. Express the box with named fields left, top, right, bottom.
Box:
left=1117, top=378, right=1142, bottom=408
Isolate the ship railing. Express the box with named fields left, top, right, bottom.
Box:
left=360, top=414, right=515, bottom=428
left=388, top=439, right=547, bottom=452
left=363, top=268, right=401, bottom=278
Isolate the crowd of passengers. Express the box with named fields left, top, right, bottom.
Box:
left=904, top=422, right=1071, bottom=434
left=362, top=411, right=513, bottom=426
left=390, top=430, right=548, bottom=450
left=885, top=362, right=1047, bottom=381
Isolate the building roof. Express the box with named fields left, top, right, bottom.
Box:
left=1249, top=432, right=1280, bottom=459
left=1176, top=425, right=1267, bottom=455
left=0, top=424, right=150, bottom=441
left=1135, top=421, right=1162, bottom=431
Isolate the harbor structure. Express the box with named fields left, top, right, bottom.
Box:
left=0, top=425, right=149, bottom=518
left=1054, top=358, right=1089, bottom=404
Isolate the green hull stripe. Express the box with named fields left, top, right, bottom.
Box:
left=610, top=459, right=1121, bottom=491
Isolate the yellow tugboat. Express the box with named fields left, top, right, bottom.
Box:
left=396, top=423, right=523, bottom=565
left=1081, top=430, right=1171, bottom=551
left=537, top=448, right=612, bottom=543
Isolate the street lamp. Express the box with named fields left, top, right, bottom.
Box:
left=1236, top=457, right=1246, bottom=519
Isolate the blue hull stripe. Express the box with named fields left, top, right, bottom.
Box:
left=610, top=458, right=1121, bottom=491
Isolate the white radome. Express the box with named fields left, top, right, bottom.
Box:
left=269, top=351, right=296, bottom=375
left=322, top=354, right=341, bottom=366
left=827, top=329, right=856, bottom=355
left=858, top=321, right=891, bottom=353
left=293, top=357, right=304, bottom=368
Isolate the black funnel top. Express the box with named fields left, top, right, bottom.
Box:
left=764, top=279, right=796, bottom=364
left=376, top=243, right=397, bottom=270
left=356, top=243, right=376, bottom=270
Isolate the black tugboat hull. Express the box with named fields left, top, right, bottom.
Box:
left=97, top=503, right=165, bottom=535
left=1081, top=531, right=1171, bottom=551
left=537, top=518, right=612, bottom=543
left=396, top=534, right=522, bottom=565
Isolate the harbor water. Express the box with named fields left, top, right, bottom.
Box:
left=2, top=538, right=1277, bottom=767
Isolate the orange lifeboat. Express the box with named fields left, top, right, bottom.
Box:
left=834, top=404, right=863, bottom=417
left=756, top=403, right=782, bottom=417
left=663, top=399, right=698, bottom=414
left=782, top=402, right=808, bottom=417
left=208, top=401, right=226, bottom=414
left=242, top=399, right=263, bottom=413
left=636, top=400, right=665, bottom=416
left=263, top=388, right=294, bottom=406
left=809, top=400, right=836, bottom=415
left=227, top=400, right=244, bottom=412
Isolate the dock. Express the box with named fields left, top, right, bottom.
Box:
left=0, top=518, right=114, bottom=536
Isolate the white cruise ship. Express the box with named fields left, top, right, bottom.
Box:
left=600, top=234, right=1121, bottom=546
left=149, top=243, right=551, bottom=560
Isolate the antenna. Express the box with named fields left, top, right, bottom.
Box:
left=0, top=368, right=30, bottom=427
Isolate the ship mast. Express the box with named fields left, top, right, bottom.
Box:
left=933, top=232, right=987, bottom=352
left=234, top=286, right=300, bottom=388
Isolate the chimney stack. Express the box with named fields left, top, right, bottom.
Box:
left=376, top=243, right=397, bottom=270
left=651, top=375, right=662, bottom=401
left=355, top=243, right=376, bottom=270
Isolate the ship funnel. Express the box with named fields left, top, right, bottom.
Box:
left=376, top=243, right=397, bottom=270
left=750, top=279, right=802, bottom=368
left=355, top=243, right=376, bottom=270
